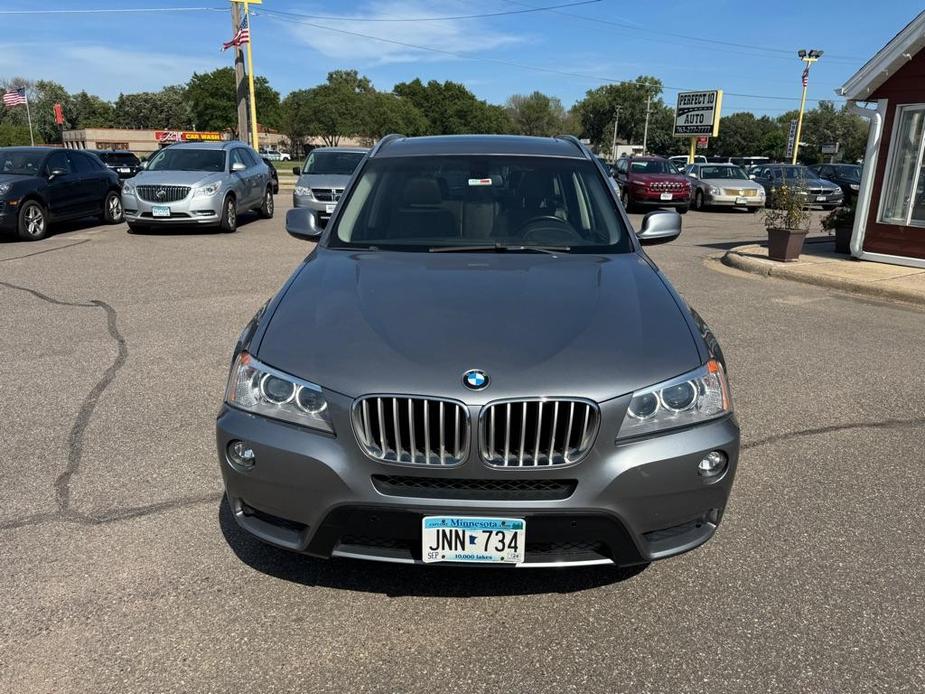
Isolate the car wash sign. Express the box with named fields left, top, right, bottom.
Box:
left=673, top=90, right=723, bottom=137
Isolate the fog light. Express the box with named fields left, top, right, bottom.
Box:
left=227, top=440, right=256, bottom=469
left=698, top=450, right=727, bottom=477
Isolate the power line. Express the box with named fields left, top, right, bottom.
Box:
left=245, top=1, right=602, bottom=23
left=256, top=9, right=843, bottom=104
left=0, top=6, right=222, bottom=15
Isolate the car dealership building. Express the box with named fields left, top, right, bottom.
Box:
left=840, top=10, right=925, bottom=268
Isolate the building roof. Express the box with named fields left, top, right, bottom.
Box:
left=374, top=135, right=587, bottom=159
left=838, top=10, right=925, bottom=100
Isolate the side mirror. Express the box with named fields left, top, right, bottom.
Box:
left=231, top=161, right=247, bottom=172
left=749, top=174, right=757, bottom=180
left=637, top=210, right=681, bottom=246
left=688, top=172, right=698, bottom=179
left=286, top=207, right=322, bottom=240
left=48, top=168, right=68, bottom=180
left=292, top=167, right=301, bottom=176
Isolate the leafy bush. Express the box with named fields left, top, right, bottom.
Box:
left=762, top=182, right=812, bottom=232
left=820, top=200, right=856, bottom=233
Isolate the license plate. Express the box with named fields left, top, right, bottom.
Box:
left=151, top=205, right=170, bottom=217
left=422, top=516, right=525, bottom=564
left=660, top=192, right=673, bottom=201
left=117, top=167, right=130, bottom=173
left=816, top=195, right=826, bottom=202
left=735, top=196, right=748, bottom=205
left=325, top=203, right=336, bottom=213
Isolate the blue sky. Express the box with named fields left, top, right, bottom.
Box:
left=0, top=1, right=918, bottom=116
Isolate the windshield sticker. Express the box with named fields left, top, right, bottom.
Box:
left=468, top=178, right=493, bottom=186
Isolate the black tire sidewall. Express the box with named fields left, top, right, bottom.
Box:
left=220, top=195, right=237, bottom=232
left=18, top=200, right=48, bottom=241
left=695, top=190, right=704, bottom=210
left=260, top=187, right=274, bottom=219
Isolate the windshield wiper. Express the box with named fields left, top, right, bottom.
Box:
left=429, top=243, right=570, bottom=255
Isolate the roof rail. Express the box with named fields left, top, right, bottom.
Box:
left=555, top=134, right=593, bottom=160
left=370, top=133, right=405, bottom=158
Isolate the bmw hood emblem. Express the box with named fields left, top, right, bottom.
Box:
left=463, top=369, right=489, bottom=390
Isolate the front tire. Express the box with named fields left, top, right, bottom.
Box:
left=102, top=190, right=123, bottom=224
left=17, top=200, right=48, bottom=241
left=258, top=186, right=274, bottom=219
left=219, top=195, right=237, bottom=233
left=677, top=205, right=689, bottom=215
left=693, top=190, right=705, bottom=210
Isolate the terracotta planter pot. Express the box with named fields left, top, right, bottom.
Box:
left=834, top=224, right=852, bottom=254
left=767, top=228, right=808, bottom=262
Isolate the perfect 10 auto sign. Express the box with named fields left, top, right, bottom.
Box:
left=673, top=90, right=723, bottom=137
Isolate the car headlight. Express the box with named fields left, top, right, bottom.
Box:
left=224, top=352, right=333, bottom=433
left=618, top=359, right=731, bottom=438
left=294, top=185, right=313, bottom=197
left=708, top=185, right=721, bottom=195
left=122, top=182, right=135, bottom=195
left=850, top=184, right=859, bottom=191
left=756, top=186, right=766, bottom=197
left=193, top=182, right=221, bottom=197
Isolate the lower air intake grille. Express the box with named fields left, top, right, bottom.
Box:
left=480, top=399, right=599, bottom=467
left=371, top=475, right=577, bottom=501
left=353, top=396, right=469, bottom=466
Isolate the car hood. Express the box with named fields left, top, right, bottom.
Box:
left=256, top=249, right=702, bottom=403
left=0, top=173, right=35, bottom=188
left=132, top=171, right=223, bottom=187
left=295, top=173, right=352, bottom=189
left=630, top=173, right=688, bottom=184
left=701, top=178, right=763, bottom=190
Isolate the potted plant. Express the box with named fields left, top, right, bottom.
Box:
left=762, top=182, right=811, bottom=262
left=820, top=201, right=855, bottom=255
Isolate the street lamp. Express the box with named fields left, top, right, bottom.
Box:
left=610, top=106, right=621, bottom=162
left=792, top=49, right=823, bottom=164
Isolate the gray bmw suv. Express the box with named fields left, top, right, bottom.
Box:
left=218, top=134, right=739, bottom=568
left=122, top=141, right=273, bottom=233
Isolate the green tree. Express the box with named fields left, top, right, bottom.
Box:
left=364, top=92, right=428, bottom=140
left=505, top=91, right=566, bottom=136
left=393, top=79, right=513, bottom=135
left=71, top=91, right=114, bottom=128
left=573, top=76, right=673, bottom=154
left=0, top=123, right=39, bottom=146
left=282, top=70, right=375, bottom=146
left=186, top=67, right=280, bottom=134
left=113, top=86, right=192, bottom=129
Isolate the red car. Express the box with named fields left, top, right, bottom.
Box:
left=612, top=156, right=690, bottom=214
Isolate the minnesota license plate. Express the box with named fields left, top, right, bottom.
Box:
left=660, top=192, right=673, bottom=201
left=735, top=196, right=748, bottom=205
left=151, top=205, right=170, bottom=217
left=422, top=516, right=525, bottom=564
left=325, top=203, right=336, bottom=213
left=816, top=195, right=826, bottom=202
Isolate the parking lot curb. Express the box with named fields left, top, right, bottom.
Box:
left=722, top=244, right=925, bottom=306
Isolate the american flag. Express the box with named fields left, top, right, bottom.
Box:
left=223, top=14, right=250, bottom=51
left=2, top=87, right=27, bottom=107
left=801, top=66, right=809, bottom=88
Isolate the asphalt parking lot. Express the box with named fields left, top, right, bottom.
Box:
left=1, top=200, right=923, bottom=693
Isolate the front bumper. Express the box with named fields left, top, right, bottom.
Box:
left=0, top=200, right=17, bottom=232
left=122, top=191, right=223, bottom=225
left=216, top=395, right=740, bottom=567
left=631, top=189, right=691, bottom=207
left=705, top=193, right=765, bottom=208
left=292, top=193, right=338, bottom=226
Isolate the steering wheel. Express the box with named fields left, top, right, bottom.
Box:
left=517, top=215, right=579, bottom=244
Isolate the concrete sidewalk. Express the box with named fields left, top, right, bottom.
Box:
left=722, top=239, right=925, bottom=305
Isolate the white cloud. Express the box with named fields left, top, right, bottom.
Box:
left=0, top=43, right=223, bottom=98
left=277, top=0, right=524, bottom=65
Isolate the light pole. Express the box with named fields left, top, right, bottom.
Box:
left=792, top=48, right=823, bottom=164
left=610, top=106, right=621, bottom=162
left=642, top=92, right=652, bottom=154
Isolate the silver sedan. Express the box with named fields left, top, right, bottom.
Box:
left=686, top=163, right=765, bottom=212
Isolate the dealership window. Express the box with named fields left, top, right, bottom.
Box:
left=880, top=104, right=925, bottom=227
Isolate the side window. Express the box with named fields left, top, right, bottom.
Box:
left=242, top=149, right=260, bottom=167
left=68, top=152, right=96, bottom=174
left=46, top=151, right=71, bottom=175
left=231, top=149, right=249, bottom=170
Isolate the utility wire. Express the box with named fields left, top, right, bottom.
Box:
left=255, top=9, right=843, bottom=104
left=0, top=6, right=222, bottom=14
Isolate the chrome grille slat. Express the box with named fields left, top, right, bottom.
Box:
left=480, top=399, right=599, bottom=467
left=354, top=396, right=468, bottom=466
left=136, top=185, right=190, bottom=203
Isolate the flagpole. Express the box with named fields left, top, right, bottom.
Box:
left=24, top=91, right=35, bottom=147
left=243, top=0, right=259, bottom=150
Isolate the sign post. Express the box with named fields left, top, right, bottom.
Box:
left=673, top=90, right=723, bottom=165
left=785, top=119, right=798, bottom=160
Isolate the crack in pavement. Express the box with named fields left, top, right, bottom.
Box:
left=0, top=239, right=91, bottom=263
left=741, top=416, right=925, bottom=451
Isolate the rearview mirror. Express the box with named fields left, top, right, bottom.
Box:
left=292, top=167, right=301, bottom=176
left=636, top=210, right=681, bottom=245
left=286, top=208, right=322, bottom=240
left=231, top=161, right=247, bottom=172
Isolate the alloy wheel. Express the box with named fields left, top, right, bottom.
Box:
left=25, top=206, right=45, bottom=237
left=226, top=200, right=236, bottom=228
left=108, top=194, right=123, bottom=221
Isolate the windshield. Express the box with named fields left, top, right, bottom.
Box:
left=99, top=152, right=139, bottom=166
left=303, top=150, right=365, bottom=176
left=147, top=148, right=225, bottom=172
left=629, top=160, right=676, bottom=174
left=833, top=165, right=861, bottom=181
left=329, top=155, right=630, bottom=253
left=700, top=166, right=748, bottom=180
left=0, top=149, right=45, bottom=175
